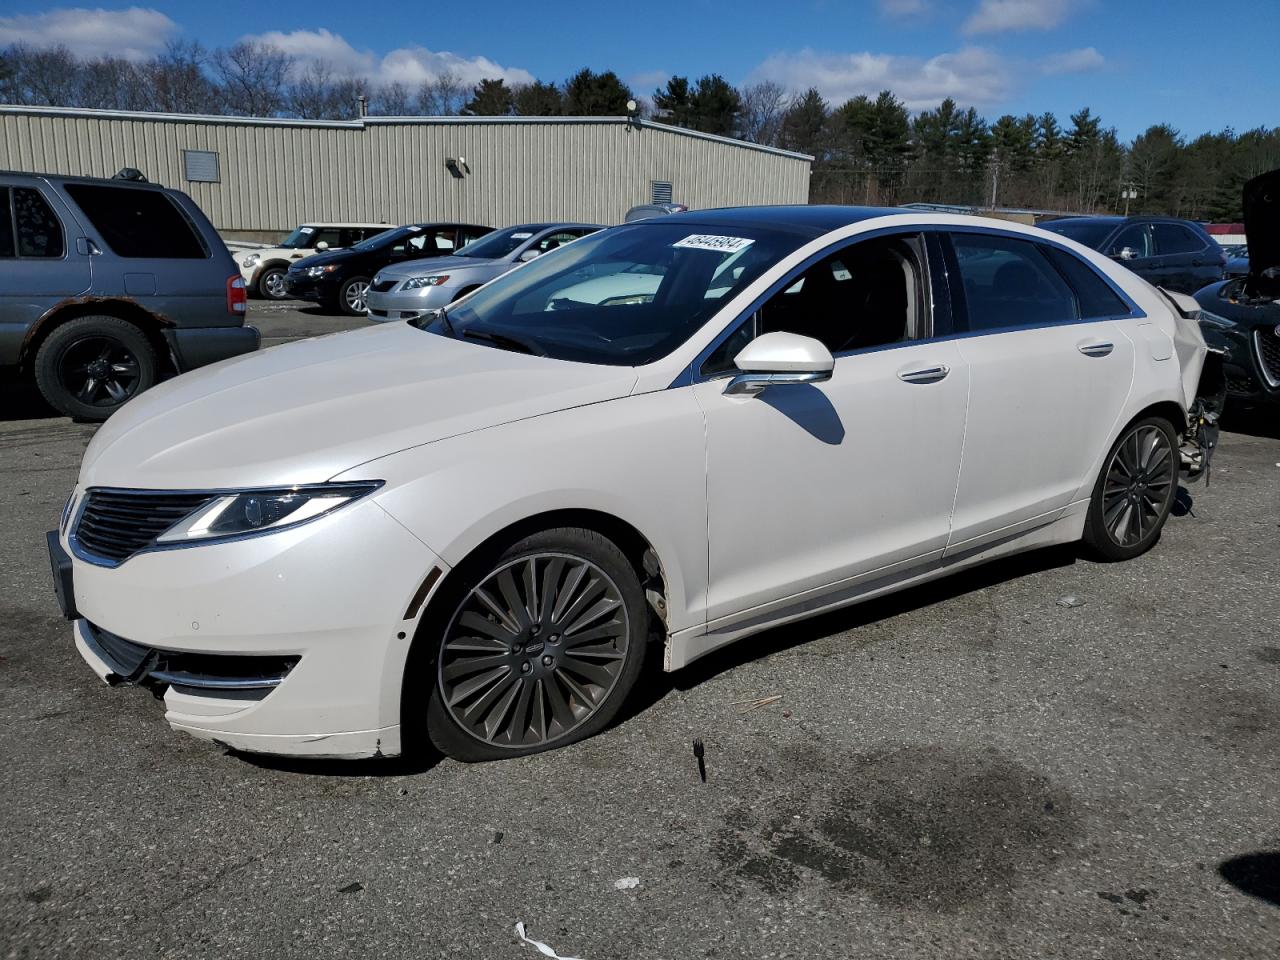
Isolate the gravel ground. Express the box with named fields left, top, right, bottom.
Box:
left=1, top=302, right=1278, bottom=959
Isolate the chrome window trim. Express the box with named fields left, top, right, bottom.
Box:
left=677, top=225, right=938, bottom=387
left=68, top=481, right=383, bottom=568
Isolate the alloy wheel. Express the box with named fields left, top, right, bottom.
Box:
left=1101, top=424, right=1175, bottom=547
left=344, top=280, right=369, bottom=312
left=263, top=270, right=287, bottom=299
left=438, top=553, right=631, bottom=749
left=57, top=336, right=142, bottom=407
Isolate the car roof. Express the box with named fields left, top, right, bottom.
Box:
left=503, top=222, right=603, bottom=232
left=1, top=169, right=169, bottom=191
left=300, top=222, right=392, bottom=229
left=1051, top=215, right=1205, bottom=227
left=635, top=205, right=915, bottom=237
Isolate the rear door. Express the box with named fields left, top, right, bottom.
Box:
left=0, top=178, right=89, bottom=362
left=944, top=230, right=1138, bottom=553
left=1151, top=222, right=1219, bottom=293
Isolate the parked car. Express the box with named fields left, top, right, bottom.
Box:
left=1195, top=169, right=1280, bottom=408
left=367, top=223, right=602, bottom=321
left=623, top=202, right=688, bottom=222
left=283, top=222, right=492, bottom=316
left=50, top=206, right=1217, bottom=762
left=1, top=170, right=257, bottom=420
left=234, top=222, right=390, bottom=301
left=1041, top=215, right=1226, bottom=293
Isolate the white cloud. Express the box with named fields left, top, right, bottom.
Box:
left=0, top=6, right=178, bottom=60
left=247, top=28, right=533, bottom=88
left=1041, top=46, right=1104, bottom=75
left=750, top=47, right=1012, bottom=110
left=627, top=70, right=670, bottom=93
left=963, top=0, right=1076, bottom=34
left=878, top=0, right=933, bottom=19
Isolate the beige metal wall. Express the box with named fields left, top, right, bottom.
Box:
left=0, top=107, right=811, bottom=235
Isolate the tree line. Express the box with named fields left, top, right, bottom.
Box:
left=3, top=40, right=1276, bottom=220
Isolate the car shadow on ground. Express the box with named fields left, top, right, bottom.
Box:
left=622, top=543, right=1082, bottom=723
left=1218, top=852, right=1280, bottom=906
left=0, top=381, right=59, bottom=422
left=1222, top=407, right=1280, bottom=441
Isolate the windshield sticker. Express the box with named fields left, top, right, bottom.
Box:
left=299, top=226, right=315, bottom=234
left=511, top=232, right=533, bottom=239
left=673, top=234, right=755, bottom=254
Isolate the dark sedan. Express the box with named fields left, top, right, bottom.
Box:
left=1194, top=169, right=1280, bottom=408
left=284, top=222, right=493, bottom=315
left=1042, top=215, right=1226, bottom=294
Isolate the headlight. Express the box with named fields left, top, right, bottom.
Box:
left=155, top=482, right=382, bottom=545
left=1198, top=310, right=1236, bottom=330
left=242, top=253, right=261, bottom=267
left=402, top=275, right=450, bottom=289
left=306, top=264, right=339, bottom=278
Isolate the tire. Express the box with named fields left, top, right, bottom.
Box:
left=416, top=527, right=650, bottom=762
left=337, top=276, right=371, bottom=316
left=1082, top=416, right=1179, bottom=561
left=257, top=265, right=289, bottom=301
left=33, top=315, right=157, bottom=421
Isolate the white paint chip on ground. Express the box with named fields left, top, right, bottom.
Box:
left=514, top=922, right=585, bottom=960
left=1056, top=596, right=1085, bottom=608
left=613, top=876, right=640, bottom=890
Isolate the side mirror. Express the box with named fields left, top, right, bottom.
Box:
left=725, top=331, right=834, bottom=396
left=1111, top=246, right=1138, bottom=261
left=518, top=249, right=541, bottom=262
left=314, top=241, right=330, bottom=252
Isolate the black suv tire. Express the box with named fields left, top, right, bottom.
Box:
left=34, top=315, right=158, bottom=421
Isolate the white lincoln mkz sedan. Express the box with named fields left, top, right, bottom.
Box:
left=49, top=207, right=1215, bottom=762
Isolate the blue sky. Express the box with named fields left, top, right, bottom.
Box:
left=2, top=1, right=1277, bottom=139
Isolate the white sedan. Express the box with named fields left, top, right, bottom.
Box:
left=49, top=208, right=1215, bottom=762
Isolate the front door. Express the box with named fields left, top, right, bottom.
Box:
left=693, top=233, right=969, bottom=628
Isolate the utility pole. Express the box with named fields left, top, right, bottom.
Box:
left=1121, top=183, right=1137, bottom=216
left=989, top=154, right=1001, bottom=210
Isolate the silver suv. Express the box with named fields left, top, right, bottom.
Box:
left=0, top=170, right=258, bottom=420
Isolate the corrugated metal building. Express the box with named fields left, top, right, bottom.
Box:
left=0, top=105, right=812, bottom=239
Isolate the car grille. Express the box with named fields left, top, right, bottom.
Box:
left=371, top=279, right=398, bottom=292
left=1254, top=328, right=1280, bottom=388
left=72, top=489, right=214, bottom=565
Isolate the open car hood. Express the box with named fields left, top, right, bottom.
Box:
left=1243, top=168, right=1280, bottom=280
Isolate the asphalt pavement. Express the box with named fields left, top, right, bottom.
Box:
left=2, top=301, right=1278, bottom=959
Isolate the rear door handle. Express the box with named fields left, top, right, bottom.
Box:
left=898, top=365, right=949, bottom=384
left=1078, top=341, right=1114, bottom=357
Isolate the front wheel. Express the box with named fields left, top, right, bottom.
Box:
left=338, top=276, right=371, bottom=316
left=1082, top=416, right=1179, bottom=561
left=258, top=266, right=289, bottom=300
left=419, top=528, right=649, bottom=761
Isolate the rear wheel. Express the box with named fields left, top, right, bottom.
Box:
left=33, top=315, right=157, bottom=421
left=418, top=528, right=649, bottom=761
left=1082, top=416, right=1179, bottom=561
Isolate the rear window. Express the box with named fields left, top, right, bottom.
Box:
left=951, top=233, right=1079, bottom=331
left=12, top=187, right=64, bottom=258
left=64, top=184, right=207, bottom=259
left=1152, top=222, right=1206, bottom=255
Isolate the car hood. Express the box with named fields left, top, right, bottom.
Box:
left=377, top=255, right=504, bottom=280
left=289, top=247, right=350, bottom=271
left=1243, top=168, right=1280, bottom=278
left=79, top=324, right=638, bottom=490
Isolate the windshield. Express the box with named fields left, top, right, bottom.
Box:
left=1042, top=219, right=1117, bottom=250
left=353, top=225, right=420, bottom=252
left=424, top=222, right=809, bottom=366
left=280, top=226, right=321, bottom=249
left=456, top=226, right=541, bottom=260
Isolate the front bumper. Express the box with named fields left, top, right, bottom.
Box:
left=366, top=286, right=453, bottom=322
left=62, top=497, right=447, bottom=758
left=163, top=324, right=260, bottom=371
left=282, top=274, right=336, bottom=303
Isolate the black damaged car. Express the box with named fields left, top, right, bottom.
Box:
left=283, top=222, right=492, bottom=316
left=1194, top=169, right=1280, bottom=410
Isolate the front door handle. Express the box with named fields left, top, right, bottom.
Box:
left=1078, top=342, right=1114, bottom=357
left=898, top=365, right=949, bottom=384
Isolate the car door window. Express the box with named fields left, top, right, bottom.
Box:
left=310, top=228, right=342, bottom=248
left=0, top=188, right=15, bottom=257
left=1041, top=245, right=1132, bottom=319
left=951, top=233, right=1078, bottom=331
left=703, top=233, right=924, bottom=375
left=535, top=231, right=582, bottom=253
left=13, top=187, right=65, bottom=258
left=460, top=227, right=491, bottom=246
left=1108, top=224, right=1152, bottom=259
left=1152, top=223, right=1205, bottom=255
left=63, top=184, right=204, bottom=258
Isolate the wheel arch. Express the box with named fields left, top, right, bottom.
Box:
left=20, top=298, right=173, bottom=373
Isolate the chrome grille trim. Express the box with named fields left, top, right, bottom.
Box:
left=1254, top=328, right=1280, bottom=389
left=70, top=489, right=214, bottom=567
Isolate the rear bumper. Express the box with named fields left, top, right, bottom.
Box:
left=164, top=325, right=259, bottom=371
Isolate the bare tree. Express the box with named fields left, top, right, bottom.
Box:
left=4, top=43, right=81, bottom=106
left=78, top=56, right=149, bottom=111
left=737, top=80, right=788, bottom=146
left=288, top=60, right=362, bottom=120
left=368, top=81, right=413, bottom=116
left=142, top=41, right=221, bottom=114
left=416, top=70, right=467, bottom=115
left=213, top=40, right=293, bottom=117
